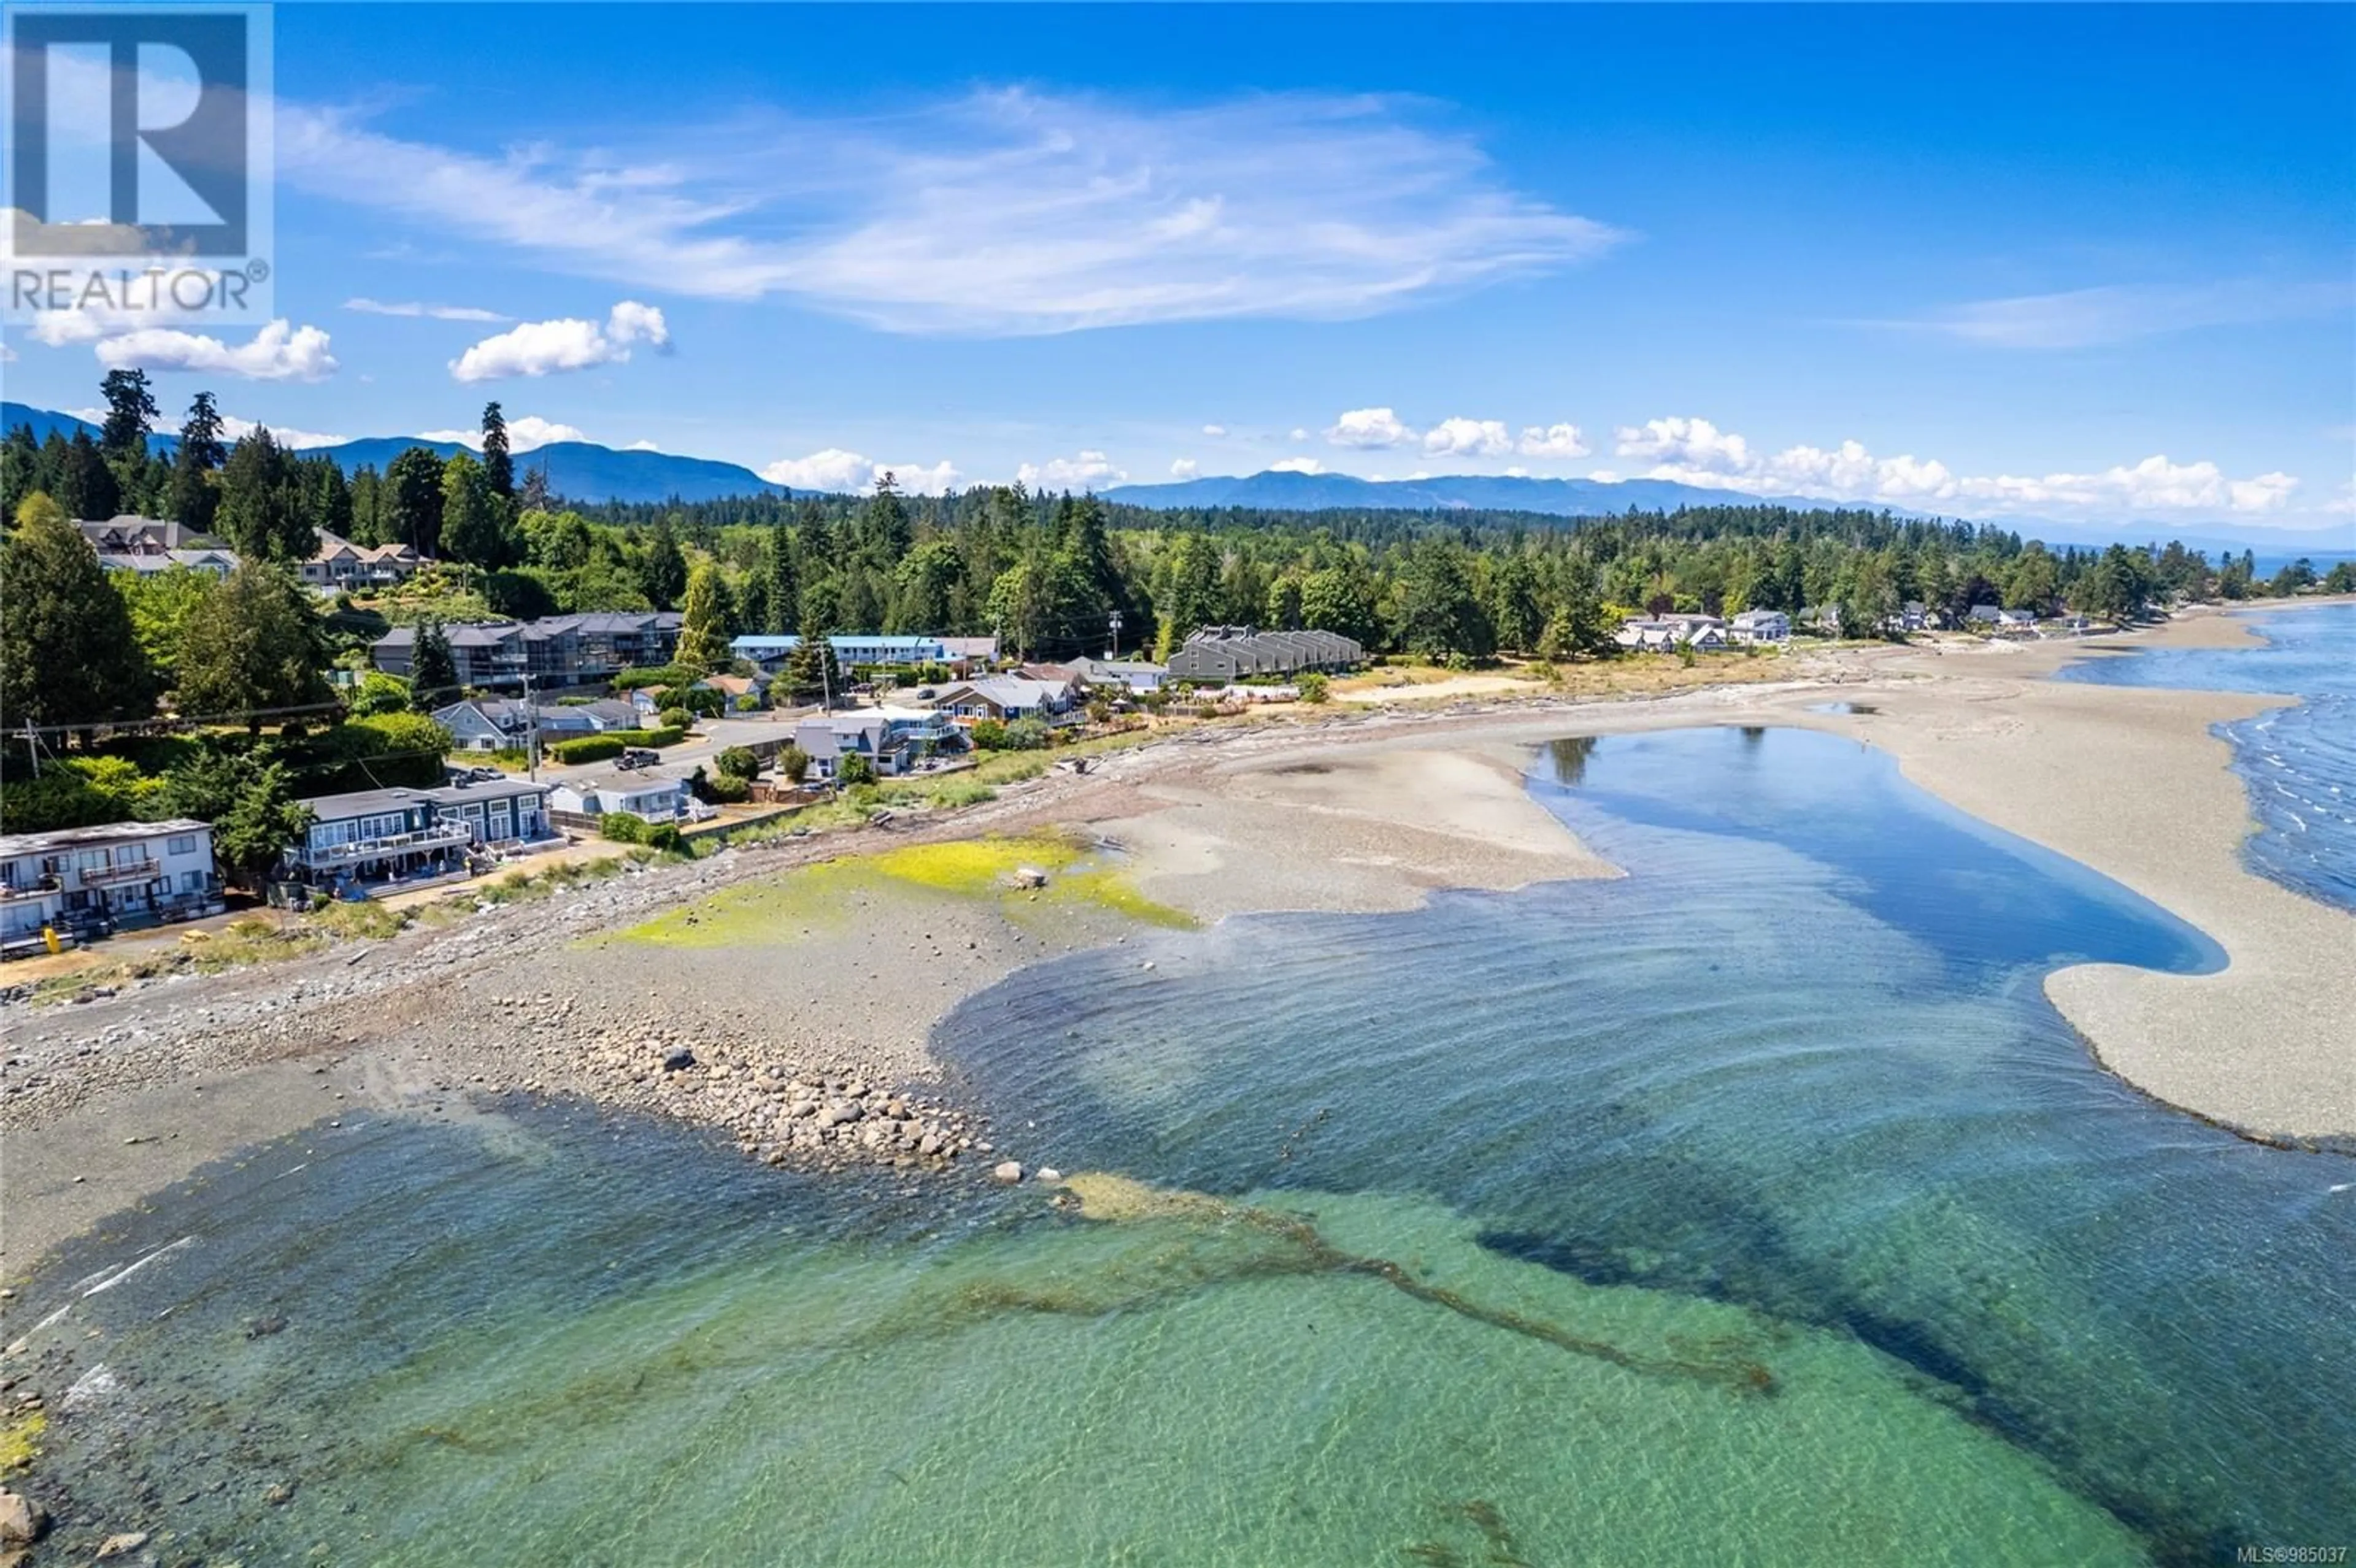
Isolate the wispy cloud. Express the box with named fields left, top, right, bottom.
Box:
left=277, top=89, right=1626, bottom=336
left=415, top=414, right=587, bottom=452
left=1887, top=278, right=2351, bottom=350
left=345, top=297, right=510, bottom=323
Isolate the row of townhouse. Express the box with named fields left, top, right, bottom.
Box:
left=0, top=820, right=225, bottom=955
left=1162, top=626, right=1364, bottom=683
left=374, top=612, right=685, bottom=690
left=727, top=634, right=1000, bottom=675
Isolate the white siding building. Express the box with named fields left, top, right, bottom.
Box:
left=1, top=820, right=223, bottom=953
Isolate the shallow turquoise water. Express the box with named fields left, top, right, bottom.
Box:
left=14, top=728, right=2353, bottom=1566
left=2055, top=602, right=2356, bottom=911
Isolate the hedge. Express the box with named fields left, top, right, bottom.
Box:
left=549, top=725, right=686, bottom=765
left=600, top=810, right=649, bottom=842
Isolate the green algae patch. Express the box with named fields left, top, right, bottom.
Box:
left=604, top=833, right=1193, bottom=949
left=0, top=1405, right=46, bottom=1470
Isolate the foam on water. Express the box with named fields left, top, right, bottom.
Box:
left=2056, top=602, right=2356, bottom=910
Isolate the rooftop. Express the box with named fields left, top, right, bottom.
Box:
left=0, top=818, right=210, bottom=858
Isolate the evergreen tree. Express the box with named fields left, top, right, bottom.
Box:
left=98, top=368, right=159, bottom=460
left=639, top=513, right=688, bottom=607
left=480, top=402, right=515, bottom=501
left=215, top=428, right=317, bottom=561
left=783, top=623, right=842, bottom=710
left=677, top=561, right=733, bottom=673
left=439, top=452, right=515, bottom=566
left=169, top=391, right=228, bottom=534
left=61, top=429, right=118, bottom=520
left=0, top=493, right=154, bottom=738
left=0, top=426, right=38, bottom=523
left=173, top=563, right=333, bottom=731
left=408, top=618, right=457, bottom=709
left=763, top=515, right=798, bottom=634
left=155, top=750, right=312, bottom=890
left=348, top=466, right=383, bottom=546
left=307, top=458, right=354, bottom=540
left=385, top=446, right=448, bottom=557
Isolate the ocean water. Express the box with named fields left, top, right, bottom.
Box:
left=2055, top=602, right=2356, bottom=911
left=15, top=729, right=2353, bottom=1567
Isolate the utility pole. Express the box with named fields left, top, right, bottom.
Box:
left=1107, top=611, right=1123, bottom=661
left=523, top=672, right=540, bottom=780
left=21, top=720, right=39, bottom=778
left=817, top=634, right=833, bottom=713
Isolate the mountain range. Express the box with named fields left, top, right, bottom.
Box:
left=1, top=402, right=782, bottom=505
left=8, top=401, right=2349, bottom=558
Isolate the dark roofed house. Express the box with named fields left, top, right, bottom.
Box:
left=285, top=778, right=552, bottom=888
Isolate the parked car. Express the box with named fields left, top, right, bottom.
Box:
left=617, top=748, right=661, bottom=771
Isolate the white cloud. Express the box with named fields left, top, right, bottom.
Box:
left=1324, top=407, right=1417, bottom=449
left=1613, top=413, right=2304, bottom=517
left=448, top=301, right=669, bottom=382
left=1017, top=450, right=1125, bottom=490
left=1897, top=278, right=2352, bottom=350
left=1614, top=416, right=1754, bottom=474
left=1422, top=417, right=1512, bottom=458
left=1271, top=456, right=1325, bottom=474
left=276, top=90, right=1624, bottom=337
left=219, top=414, right=350, bottom=450
left=622, top=439, right=663, bottom=452
left=0, top=343, right=13, bottom=363
left=761, top=448, right=879, bottom=493
left=759, top=448, right=960, bottom=494
left=1289, top=428, right=1311, bottom=442
left=414, top=415, right=590, bottom=453
left=880, top=461, right=963, bottom=496
left=93, top=319, right=339, bottom=382
left=1201, top=424, right=1228, bottom=439
left=345, top=298, right=510, bottom=323
left=1170, top=458, right=1199, bottom=479
left=1517, top=422, right=1590, bottom=459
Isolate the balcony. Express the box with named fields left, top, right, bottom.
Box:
left=0, top=875, right=60, bottom=901
left=303, top=820, right=474, bottom=866
left=77, top=858, right=160, bottom=888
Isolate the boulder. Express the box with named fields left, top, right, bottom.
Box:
left=992, top=1161, right=1025, bottom=1185
left=96, top=1531, right=150, bottom=1559
left=660, top=1047, right=696, bottom=1073
left=0, top=1492, right=44, bottom=1545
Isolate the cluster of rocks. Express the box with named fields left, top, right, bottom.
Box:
left=471, top=994, right=994, bottom=1177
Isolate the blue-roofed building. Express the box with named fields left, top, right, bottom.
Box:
left=730, top=634, right=950, bottom=672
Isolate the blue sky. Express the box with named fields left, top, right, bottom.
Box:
left=7, top=2, right=2352, bottom=532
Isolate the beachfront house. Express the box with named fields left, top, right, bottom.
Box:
left=793, top=707, right=963, bottom=779
left=0, top=820, right=224, bottom=955
left=1062, top=656, right=1169, bottom=693
left=285, top=778, right=553, bottom=890
left=96, top=547, right=239, bottom=580
left=548, top=774, right=690, bottom=823
left=928, top=675, right=1080, bottom=725
left=1731, top=609, right=1791, bottom=644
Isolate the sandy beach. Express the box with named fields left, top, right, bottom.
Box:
left=6, top=602, right=2351, bottom=1274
